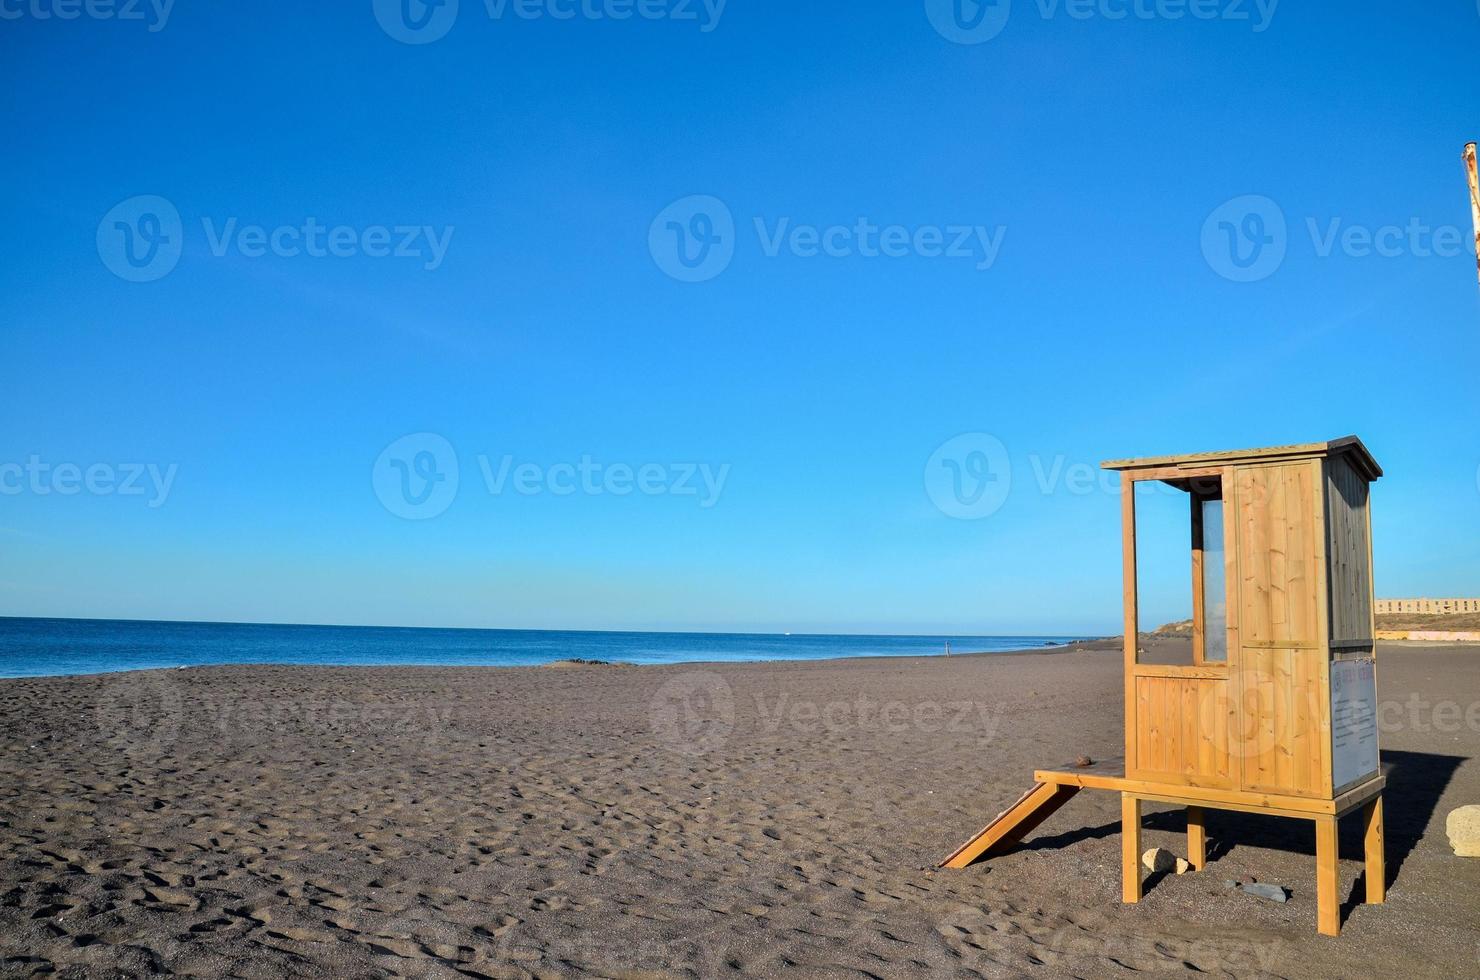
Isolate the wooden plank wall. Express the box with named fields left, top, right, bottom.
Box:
left=1237, top=647, right=1326, bottom=795
left=1234, top=462, right=1332, bottom=798
left=1132, top=676, right=1234, bottom=788
left=1325, top=456, right=1374, bottom=648
left=1237, top=463, right=1322, bottom=648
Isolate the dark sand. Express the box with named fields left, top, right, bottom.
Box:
left=2, top=639, right=1477, bottom=978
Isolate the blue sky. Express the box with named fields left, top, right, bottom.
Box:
left=2, top=1, right=1478, bottom=635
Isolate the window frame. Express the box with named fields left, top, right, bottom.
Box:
left=1124, top=466, right=1233, bottom=676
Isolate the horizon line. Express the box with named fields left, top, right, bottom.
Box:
left=0, top=613, right=1106, bottom=640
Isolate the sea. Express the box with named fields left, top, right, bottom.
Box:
left=0, top=617, right=1092, bottom=679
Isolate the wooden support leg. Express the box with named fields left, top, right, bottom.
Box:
left=1122, top=794, right=1142, bottom=903
left=1315, top=815, right=1340, bottom=936
left=1363, top=796, right=1386, bottom=905
left=1186, top=806, right=1206, bottom=871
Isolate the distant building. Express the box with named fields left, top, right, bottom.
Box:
left=1375, top=598, right=1480, bottom=615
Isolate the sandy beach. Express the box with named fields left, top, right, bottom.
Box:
left=2, top=639, right=1477, bottom=978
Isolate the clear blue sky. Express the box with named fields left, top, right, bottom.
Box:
left=2, top=1, right=1477, bottom=635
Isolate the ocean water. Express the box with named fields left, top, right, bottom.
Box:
left=0, top=618, right=1091, bottom=679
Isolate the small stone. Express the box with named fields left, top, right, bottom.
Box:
left=1446, top=805, right=1480, bottom=857
left=1225, top=879, right=1285, bottom=902
left=1240, top=882, right=1289, bottom=903
left=1142, top=848, right=1176, bottom=873
left=1175, top=858, right=1192, bottom=875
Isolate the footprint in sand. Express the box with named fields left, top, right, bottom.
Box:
left=528, top=894, right=570, bottom=912
left=267, top=926, right=339, bottom=945
left=140, top=887, right=201, bottom=912
left=473, top=914, right=522, bottom=939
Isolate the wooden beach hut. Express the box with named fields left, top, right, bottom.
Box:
left=941, top=437, right=1386, bottom=936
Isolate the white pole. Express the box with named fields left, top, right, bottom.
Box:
left=1465, top=142, right=1479, bottom=286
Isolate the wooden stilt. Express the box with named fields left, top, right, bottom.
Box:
left=1363, top=796, right=1385, bottom=904
left=1186, top=806, right=1206, bottom=871
left=1315, top=816, right=1340, bottom=936
left=1122, top=794, right=1142, bottom=903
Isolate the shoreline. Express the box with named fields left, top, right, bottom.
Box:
left=0, top=613, right=1101, bottom=639
left=11, top=633, right=1480, bottom=680
left=17, top=634, right=1480, bottom=683
left=0, top=637, right=1112, bottom=682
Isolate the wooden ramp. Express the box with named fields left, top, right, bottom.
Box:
left=938, top=781, right=1082, bottom=869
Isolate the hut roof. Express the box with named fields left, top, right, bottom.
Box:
left=1101, top=436, right=1381, bottom=481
